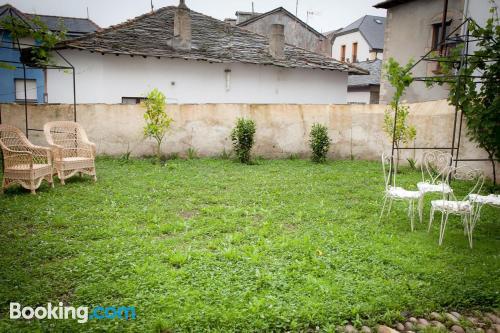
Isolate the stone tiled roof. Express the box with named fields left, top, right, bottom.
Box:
left=348, top=59, right=382, bottom=87
left=56, top=6, right=366, bottom=74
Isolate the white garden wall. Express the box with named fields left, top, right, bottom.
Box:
left=1, top=100, right=497, bottom=179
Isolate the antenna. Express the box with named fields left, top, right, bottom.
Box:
left=252, top=2, right=254, bottom=14
left=86, top=7, right=89, bottom=19
left=150, top=0, right=154, bottom=12
left=295, top=0, right=299, bottom=17
left=306, top=10, right=320, bottom=25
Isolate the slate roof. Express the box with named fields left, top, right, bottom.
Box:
left=237, top=7, right=326, bottom=39
left=27, top=14, right=99, bottom=37
left=56, top=6, right=366, bottom=74
left=331, top=15, right=386, bottom=51
left=347, top=59, right=382, bottom=87
left=374, top=0, right=417, bottom=9
left=0, top=4, right=99, bottom=38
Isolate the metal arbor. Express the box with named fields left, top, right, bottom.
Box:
left=390, top=6, right=498, bottom=184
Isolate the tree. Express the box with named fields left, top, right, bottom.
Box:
left=0, top=16, right=65, bottom=68
left=143, top=89, right=173, bottom=163
left=427, top=5, right=499, bottom=186
left=382, top=58, right=417, bottom=171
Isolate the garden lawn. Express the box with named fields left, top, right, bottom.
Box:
left=0, top=158, right=499, bottom=332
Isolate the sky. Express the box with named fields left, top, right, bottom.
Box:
left=5, top=0, right=387, bottom=34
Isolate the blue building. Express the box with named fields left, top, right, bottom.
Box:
left=0, top=4, right=99, bottom=104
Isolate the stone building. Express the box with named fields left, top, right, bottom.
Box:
left=374, top=0, right=465, bottom=103
left=235, top=7, right=331, bottom=57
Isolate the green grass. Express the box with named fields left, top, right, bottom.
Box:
left=0, top=158, right=499, bottom=332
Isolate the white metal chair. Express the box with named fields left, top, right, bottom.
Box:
left=417, top=150, right=453, bottom=221
left=429, top=166, right=484, bottom=248
left=380, top=153, right=423, bottom=231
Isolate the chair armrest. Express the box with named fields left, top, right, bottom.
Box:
left=2, top=148, right=33, bottom=168
left=80, top=140, right=96, bottom=157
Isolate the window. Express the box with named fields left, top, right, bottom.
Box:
left=340, top=45, right=346, bottom=62
left=15, top=79, right=37, bottom=101
left=432, top=20, right=452, bottom=51
left=122, top=97, right=146, bottom=105
left=352, top=42, right=358, bottom=63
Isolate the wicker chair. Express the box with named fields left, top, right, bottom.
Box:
left=0, top=124, right=53, bottom=194
left=43, top=121, right=96, bottom=184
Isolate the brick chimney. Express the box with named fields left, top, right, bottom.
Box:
left=269, top=24, right=285, bottom=59
left=173, top=0, right=191, bottom=50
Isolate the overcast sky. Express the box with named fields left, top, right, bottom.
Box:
left=5, top=0, right=386, bottom=34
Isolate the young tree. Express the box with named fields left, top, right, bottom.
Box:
left=382, top=58, right=417, bottom=171
left=428, top=5, right=499, bottom=186
left=143, top=89, right=173, bottom=163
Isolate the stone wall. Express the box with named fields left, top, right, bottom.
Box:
left=0, top=100, right=497, bottom=178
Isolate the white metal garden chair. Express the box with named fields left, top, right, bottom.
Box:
left=429, top=166, right=484, bottom=248
left=380, top=153, right=423, bottom=231
left=417, top=150, right=453, bottom=222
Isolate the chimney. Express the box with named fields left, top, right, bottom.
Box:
left=173, top=0, right=191, bottom=50
left=269, top=24, right=285, bottom=59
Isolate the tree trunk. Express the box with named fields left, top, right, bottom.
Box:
left=489, top=153, right=497, bottom=188
left=156, top=140, right=162, bottom=164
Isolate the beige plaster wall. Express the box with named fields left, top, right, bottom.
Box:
left=0, top=100, right=497, bottom=178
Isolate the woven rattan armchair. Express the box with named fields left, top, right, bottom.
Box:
left=0, top=124, right=53, bottom=194
left=43, top=121, right=96, bottom=184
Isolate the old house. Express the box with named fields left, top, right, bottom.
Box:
left=46, top=1, right=364, bottom=105
left=0, top=4, right=99, bottom=103
left=328, top=15, right=385, bottom=104
left=329, top=15, right=385, bottom=63
left=235, top=7, right=331, bottom=57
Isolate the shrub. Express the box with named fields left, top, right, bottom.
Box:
left=309, top=123, right=331, bottom=163
left=231, top=118, right=256, bottom=164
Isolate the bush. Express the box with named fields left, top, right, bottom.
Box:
left=309, top=123, right=331, bottom=163
left=231, top=118, right=256, bottom=164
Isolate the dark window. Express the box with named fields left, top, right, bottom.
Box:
left=432, top=20, right=452, bottom=51
left=352, top=42, right=358, bottom=63
left=340, top=45, right=346, bottom=62
left=122, top=97, right=146, bottom=105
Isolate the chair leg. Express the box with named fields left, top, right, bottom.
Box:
left=387, top=198, right=393, bottom=216
left=418, top=196, right=424, bottom=224
left=428, top=206, right=435, bottom=232
left=379, top=195, right=388, bottom=223
left=409, top=200, right=415, bottom=232
left=439, top=212, right=449, bottom=246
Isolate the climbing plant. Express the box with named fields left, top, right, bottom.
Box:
left=0, top=16, right=65, bottom=68
left=427, top=4, right=499, bottom=186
